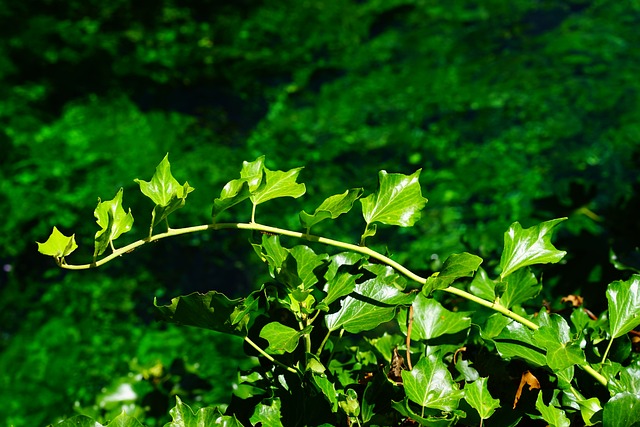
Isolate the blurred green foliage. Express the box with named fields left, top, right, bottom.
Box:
left=1, top=0, right=639, bottom=425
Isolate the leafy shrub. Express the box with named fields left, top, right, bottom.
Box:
left=38, top=155, right=640, bottom=426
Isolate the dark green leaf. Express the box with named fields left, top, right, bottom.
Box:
left=360, top=170, right=427, bottom=242
left=401, top=354, right=464, bottom=411
left=259, top=322, right=311, bottom=354
left=468, top=267, right=496, bottom=301
left=423, top=252, right=483, bottom=294
left=533, top=313, right=585, bottom=371
left=398, top=293, right=471, bottom=340
left=606, top=274, right=640, bottom=339
left=299, top=188, right=363, bottom=231
left=609, top=360, right=640, bottom=395
left=464, top=377, right=500, bottom=421
left=36, top=226, right=78, bottom=260
left=603, top=392, right=640, bottom=427
left=250, top=167, right=306, bottom=206
left=499, top=218, right=567, bottom=280
left=324, top=266, right=414, bottom=333
left=493, top=320, right=546, bottom=367
left=391, top=398, right=461, bottom=426
left=535, top=392, right=570, bottom=427
left=155, top=290, right=261, bottom=336
left=499, top=267, right=541, bottom=309
left=250, top=398, right=284, bottom=427
left=93, top=188, right=134, bottom=257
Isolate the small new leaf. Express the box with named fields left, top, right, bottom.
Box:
left=499, top=218, right=567, bottom=280
left=37, top=226, right=78, bottom=261
left=360, top=170, right=427, bottom=243
left=93, top=188, right=134, bottom=257
left=212, top=156, right=265, bottom=220
left=300, top=188, right=363, bottom=232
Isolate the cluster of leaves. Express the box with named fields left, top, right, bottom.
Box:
left=39, top=156, right=640, bottom=426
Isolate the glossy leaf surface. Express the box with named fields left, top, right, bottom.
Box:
left=398, top=293, right=471, bottom=340
left=423, top=252, right=483, bottom=294
left=464, top=377, right=500, bottom=421
left=360, top=170, right=427, bottom=241
left=533, top=312, right=585, bottom=371
left=166, top=396, right=224, bottom=427
left=249, top=398, right=284, bottom=427
left=250, top=167, right=306, bottom=206
left=212, top=156, right=265, bottom=220
left=499, top=267, right=540, bottom=309
left=606, top=274, right=640, bottom=339
left=36, top=226, right=77, bottom=260
left=603, top=392, right=640, bottom=427
left=535, top=393, right=570, bottom=427
left=493, top=320, right=546, bottom=367
left=299, top=188, right=363, bottom=231
left=93, top=187, right=134, bottom=257
left=401, top=354, right=464, bottom=411
left=499, top=218, right=567, bottom=279
left=259, top=322, right=311, bottom=354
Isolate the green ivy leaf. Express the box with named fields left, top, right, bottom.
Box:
left=401, top=354, right=464, bottom=411
left=423, top=252, right=483, bottom=294
left=535, top=392, right=570, bottom=427
left=339, top=388, right=360, bottom=417
left=391, top=397, right=462, bottom=426
left=49, top=415, right=110, bottom=427
left=499, top=267, right=540, bottom=309
left=493, top=320, right=546, bottom=367
left=288, top=245, right=329, bottom=289
left=299, top=188, right=363, bottom=232
left=134, top=154, right=194, bottom=229
left=251, top=234, right=290, bottom=277
left=250, top=167, right=306, bottom=206
left=166, top=396, right=225, bottom=427
left=603, top=392, right=640, bottom=427
left=211, top=156, right=265, bottom=220
left=324, top=266, right=414, bottom=333
left=322, top=253, right=363, bottom=306
left=499, top=218, right=567, bottom=280
left=250, top=398, right=284, bottom=427
left=312, top=373, right=339, bottom=412
left=93, top=187, right=134, bottom=257
left=154, top=290, right=262, bottom=337
left=606, top=275, right=640, bottom=339
left=468, top=267, right=496, bottom=301
left=360, top=170, right=427, bottom=242
left=36, top=226, right=78, bottom=261
left=533, top=312, right=585, bottom=371
left=259, top=322, right=312, bottom=354
left=464, top=377, right=500, bottom=421
left=398, top=293, right=471, bottom=340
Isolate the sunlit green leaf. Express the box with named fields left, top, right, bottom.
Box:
left=603, top=392, right=640, bottom=427
left=299, top=188, right=363, bottom=231
left=533, top=312, right=585, bottom=371
left=211, top=156, right=265, bottom=220
left=401, top=354, right=464, bottom=411
left=312, top=373, right=339, bottom=412
left=51, top=415, right=108, bottom=427
left=250, top=398, right=284, bottom=427
left=464, top=377, right=500, bottom=421
left=134, top=154, right=194, bottom=228
left=322, top=253, right=363, bottom=306
left=288, top=245, right=328, bottom=289
left=36, top=226, right=78, bottom=260
left=250, top=167, right=306, bottom=206
left=499, top=218, right=567, bottom=279
left=493, top=320, right=546, bottom=367
left=499, top=267, right=540, bottom=309
left=339, top=388, right=360, bottom=417
left=391, top=397, right=461, bottom=426
left=360, top=170, right=427, bottom=242
left=535, top=392, right=570, bottom=427
left=468, top=267, right=496, bottom=301
left=324, top=266, right=414, bottom=333
left=259, top=322, right=311, bottom=354
left=94, top=187, right=134, bottom=257
left=423, top=252, right=483, bottom=294
left=166, top=396, right=224, bottom=427
left=398, top=293, right=471, bottom=340
left=606, top=274, right=640, bottom=339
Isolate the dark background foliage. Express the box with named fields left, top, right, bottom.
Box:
left=1, top=0, right=639, bottom=425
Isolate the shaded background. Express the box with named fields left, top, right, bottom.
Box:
left=1, top=0, right=639, bottom=425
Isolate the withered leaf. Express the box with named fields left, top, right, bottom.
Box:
left=513, top=370, right=541, bottom=409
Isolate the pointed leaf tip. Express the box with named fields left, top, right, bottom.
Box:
left=37, top=226, right=78, bottom=260
left=499, top=218, right=567, bottom=279
left=94, top=188, right=134, bottom=257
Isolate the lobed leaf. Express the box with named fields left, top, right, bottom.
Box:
left=299, top=188, right=363, bottom=231
left=493, top=320, right=546, bottom=367
left=535, top=392, right=570, bottom=427
left=249, top=398, right=284, bottom=427
left=401, top=354, right=464, bottom=411
left=212, top=156, right=265, bottom=220
left=93, top=187, right=134, bottom=257
left=166, top=396, right=227, bottom=427
left=36, top=226, right=78, bottom=260
left=423, top=252, right=483, bottom=294
left=499, top=218, right=567, bottom=280
left=533, top=312, right=585, bottom=372
left=360, top=169, right=427, bottom=242
left=250, top=167, right=306, bottom=206
left=464, top=377, right=500, bottom=421
left=606, top=274, right=640, bottom=339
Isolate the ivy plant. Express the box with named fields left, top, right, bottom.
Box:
left=39, top=155, right=640, bottom=426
